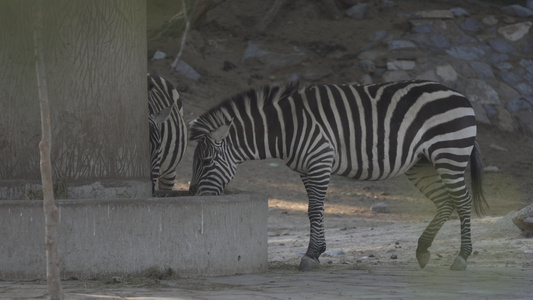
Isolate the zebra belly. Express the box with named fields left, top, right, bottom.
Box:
left=331, top=151, right=422, bottom=181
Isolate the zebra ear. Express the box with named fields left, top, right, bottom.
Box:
left=210, top=119, right=233, bottom=143
left=152, top=105, right=173, bottom=124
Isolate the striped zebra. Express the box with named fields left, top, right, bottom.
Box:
left=188, top=80, right=488, bottom=271
left=148, top=73, right=187, bottom=196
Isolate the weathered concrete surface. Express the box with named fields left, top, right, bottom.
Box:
left=0, top=179, right=151, bottom=200
left=1, top=266, right=532, bottom=299
left=0, top=193, right=267, bottom=280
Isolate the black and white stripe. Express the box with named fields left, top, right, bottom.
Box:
left=148, top=73, right=187, bottom=195
left=189, top=80, right=488, bottom=271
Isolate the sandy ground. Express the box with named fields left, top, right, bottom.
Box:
left=1, top=210, right=532, bottom=299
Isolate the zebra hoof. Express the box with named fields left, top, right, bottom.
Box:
left=450, top=256, right=467, bottom=271
left=416, top=251, right=431, bottom=269
left=299, top=255, right=320, bottom=271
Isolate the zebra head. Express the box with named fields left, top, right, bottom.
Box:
left=189, top=120, right=237, bottom=196
left=149, top=105, right=173, bottom=193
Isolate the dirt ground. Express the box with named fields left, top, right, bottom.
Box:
left=158, top=0, right=533, bottom=271
left=3, top=0, right=533, bottom=299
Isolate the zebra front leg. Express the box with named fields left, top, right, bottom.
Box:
left=157, top=171, right=177, bottom=191
left=298, top=171, right=330, bottom=271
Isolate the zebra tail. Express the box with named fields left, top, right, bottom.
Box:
left=470, top=140, right=489, bottom=216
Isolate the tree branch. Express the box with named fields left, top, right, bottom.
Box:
left=32, top=1, right=63, bottom=299
left=257, top=0, right=286, bottom=33
left=171, top=0, right=191, bottom=70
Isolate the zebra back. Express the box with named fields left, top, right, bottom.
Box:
left=190, top=80, right=480, bottom=193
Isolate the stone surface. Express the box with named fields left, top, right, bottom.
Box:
left=507, top=98, right=532, bottom=113
left=412, top=23, right=433, bottom=33
left=500, top=72, right=521, bottom=84
left=387, top=60, right=416, bottom=71
left=370, top=30, right=389, bottom=42
left=515, top=83, right=533, bottom=96
left=460, top=18, right=484, bottom=33
left=488, top=38, right=516, bottom=53
left=512, top=204, right=533, bottom=236
left=482, top=15, right=498, bottom=26
left=469, top=61, right=495, bottom=79
left=151, top=50, right=167, bottom=60
left=450, top=7, right=470, bottom=17
left=471, top=102, right=491, bottom=124
left=520, top=59, right=533, bottom=74
left=446, top=46, right=485, bottom=60
left=242, top=42, right=308, bottom=69
left=498, top=22, right=532, bottom=41
left=355, top=59, right=376, bottom=73
left=173, top=60, right=202, bottom=80
left=501, top=5, right=533, bottom=18
left=435, top=64, right=458, bottom=82
left=429, top=34, right=451, bottom=49
left=416, top=69, right=439, bottom=82
left=495, top=106, right=517, bottom=131
left=411, top=10, right=454, bottom=19
left=168, top=0, right=533, bottom=136
left=465, top=79, right=500, bottom=104
left=382, top=70, right=410, bottom=82
left=0, top=193, right=268, bottom=280
left=346, top=3, right=368, bottom=19
left=388, top=40, right=417, bottom=50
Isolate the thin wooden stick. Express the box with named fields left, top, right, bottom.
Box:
left=322, top=0, right=342, bottom=19
left=32, top=1, right=63, bottom=299
left=171, top=0, right=191, bottom=70
left=257, top=0, right=286, bottom=32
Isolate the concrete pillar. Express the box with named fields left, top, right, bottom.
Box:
left=0, top=0, right=150, bottom=198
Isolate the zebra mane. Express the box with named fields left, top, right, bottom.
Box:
left=189, top=82, right=300, bottom=141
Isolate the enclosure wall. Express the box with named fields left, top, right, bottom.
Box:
left=0, top=193, right=268, bottom=279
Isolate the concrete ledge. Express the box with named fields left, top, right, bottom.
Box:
left=0, top=193, right=268, bottom=280
left=0, top=179, right=151, bottom=200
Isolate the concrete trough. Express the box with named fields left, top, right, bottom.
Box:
left=0, top=193, right=268, bottom=280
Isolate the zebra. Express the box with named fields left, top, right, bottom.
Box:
left=188, top=80, right=488, bottom=271
left=147, top=73, right=187, bottom=196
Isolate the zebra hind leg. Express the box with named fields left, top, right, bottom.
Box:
left=447, top=184, right=473, bottom=271
left=298, top=170, right=330, bottom=271
left=406, top=160, right=455, bottom=269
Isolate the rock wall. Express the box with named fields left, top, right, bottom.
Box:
left=349, top=3, right=533, bottom=133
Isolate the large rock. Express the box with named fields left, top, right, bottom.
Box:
left=382, top=70, right=410, bottom=82
left=410, top=10, right=454, bottom=19
left=242, top=41, right=307, bottom=69
left=469, top=61, right=495, bottom=79
left=446, top=45, right=485, bottom=60
left=346, top=3, right=368, bottom=19
left=388, top=40, right=417, bottom=50
left=436, top=64, right=458, bottom=82
left=501, top=5, right=533, bottom=17
left=465, top=79, right=500, bottom=104
left=512, top=204, right=533, bottom=237
left=498, top=22, right=532, bottom=42
left=387, top=60, right=415, bottom=71
left=173, top=60, right=202, bottom=81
